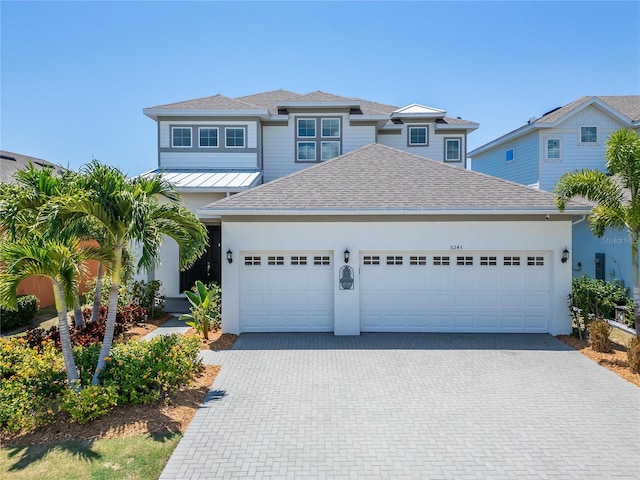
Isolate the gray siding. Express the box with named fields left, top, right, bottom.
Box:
left=471, top=132, right=538, bottom=186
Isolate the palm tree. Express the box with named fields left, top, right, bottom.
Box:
left=0, top=236, right=110, bottom=389
left=554, top=129, right=640, bottom=336
left=50, top=162, right=208, bottom=385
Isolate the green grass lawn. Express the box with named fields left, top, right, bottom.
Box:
left=0, top=433, right=181, bottom=480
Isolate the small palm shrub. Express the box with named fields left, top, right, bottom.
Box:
left=587, top=319, right=612, bottom=353
left=628, top=337, right=640, bottom=374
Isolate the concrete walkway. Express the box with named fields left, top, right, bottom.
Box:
left=160, top=333, right=640, bottom=480
left=142, top=314, right=190, bottom=340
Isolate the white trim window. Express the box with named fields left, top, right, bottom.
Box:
left=321, top=141, right=340, bottom=161
left=172, top=127, right=192, bottom=148
left=297, top=142, right=316, bottom=161
left=545, top=138, right=561, bottom=161
left=580, top=126, right=598, bottom=144
left=297, top=119, right=316, bottom=137
left=199, top=127, right=219, bottom=148
left=225, top=127, right=245, bottom=148
left=321, top=118, right=340, bottom=138
left=444, top=138, right=461, bottom=162
left=408, top=126, right=428, bottom=146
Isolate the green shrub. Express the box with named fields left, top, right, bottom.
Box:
left=0, top=294, right=39, bottom=331
left=129, top=280, right=165, bottom=318
left=570, top=276, right=633, bottom=325
left=587, top=319, right=612, bottom=353
left=628, top=337, right=640, bottom=374
left=100, top=334, right=202, bottom=405
left=59, top=385, right=119, bottom=423
left=180, top=281, right=221, bottom=339
left=0, top=337, right=64, bottom=433
left=73, top=343, right=101, bottom=385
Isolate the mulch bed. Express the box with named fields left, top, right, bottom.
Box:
left=556, top=335, right=640, bottom=387
left=1, top=319, right=237, bottom=447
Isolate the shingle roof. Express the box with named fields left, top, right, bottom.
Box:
left=0, top=150, right=63, bottom=183
left=145, top=90, right=476, bottom=123
left=202, top=144, right=589, bottom=214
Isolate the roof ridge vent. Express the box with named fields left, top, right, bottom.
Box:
left=541, top=106, right=562, bottom=117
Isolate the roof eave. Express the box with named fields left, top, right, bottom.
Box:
left=435, top=122, right=480, bottom=132
left=276, top=101, right=360, bottom=109
left=391, top=112, right=446, bottom=120
left=142, top=108, right=270, bottom=121
left=468, top=122, right=539, bottom=157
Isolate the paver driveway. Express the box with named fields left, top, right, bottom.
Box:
left=161, top=333, right=640, bottom=479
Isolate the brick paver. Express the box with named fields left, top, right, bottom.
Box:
left=161, top=333, right=640, bottom=479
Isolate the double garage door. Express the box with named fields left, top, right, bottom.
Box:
left=239, top=251, right=551, bottom=333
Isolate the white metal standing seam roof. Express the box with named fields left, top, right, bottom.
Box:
left=143, top=169, right=262, bottom=192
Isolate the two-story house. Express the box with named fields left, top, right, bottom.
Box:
left=469, top=96, right=640, bottom=291
left=140, top=90, right=590, bottom=336
left=142, top=90, right=479, bottom=302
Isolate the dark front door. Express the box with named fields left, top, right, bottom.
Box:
left=180, top=225, right=221, bottom=291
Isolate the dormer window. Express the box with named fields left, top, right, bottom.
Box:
left=172, top=127, right=192, bottom=148
left=408, top=126, right=428, bottom=146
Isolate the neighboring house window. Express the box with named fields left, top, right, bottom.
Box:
left=296, top=117, right=342, bottom=162
left=297, top=142, right=316, bottom=161
left=172, top=127, right=192, bottom=147
left=321, top=142, right=340, bottom=161
left=444, top=138, right=461, bottom=162
left=580, top=126, right=597, bottom=144
left=298, top=119, right=316, bottom=137
left=225, top=128, right=245, bottom=148
left=545, top=138, right=561, bottom=161
left=408, top=126, right=428, bottom=146
left=321, top=118, right=340, bottom=137
left=505, top=148, right=515, bottom=162
left=199, top=128, right=218, bottom=148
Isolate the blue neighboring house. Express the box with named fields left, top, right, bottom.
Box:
left=469, top=96, right=640, bottom=291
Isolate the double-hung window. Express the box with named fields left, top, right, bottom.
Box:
left=545, top=138, right=561, bottom=161
left=580, top=126, right=597, bottom=144
left=172, top=127, right=192, bottom=148
left=225, top=128, right=245, bottom=148
left=199, top=128, right=218, bottom=148
left=444, top=138, right=461, bottom=162
left=408, top=126, right=428, bottom=146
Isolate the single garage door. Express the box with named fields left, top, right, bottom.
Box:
left=360, top=252, right=550, bottom=333
left=240, top=252, right=334, bottom=332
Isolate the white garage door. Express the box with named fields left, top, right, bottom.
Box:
left=360, top=252, right=550, bottom=333
left=240, top=252, right=334, bottom=332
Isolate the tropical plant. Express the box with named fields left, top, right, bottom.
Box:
left=180, top=280, right=221, bottom=340
left=555, top=129, right=640, bottom=336
left=0, top=236, right=110, bottom=389
left=48, top=161, right=207, bottom=385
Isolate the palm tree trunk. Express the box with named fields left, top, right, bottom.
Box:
left=91, top=282, right=119, bottom=385
left=91, top=262, right=103, bottom=323
left=73, top=293, right=85, bottom=329
left=53, top=280, right=80, bottom=391
left=632, top=235, right=639, bottom=338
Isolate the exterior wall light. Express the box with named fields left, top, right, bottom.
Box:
left=344, top=248, right=350, bottom=264
left=561, top=248, right=569, bottom=263
left=227, top=249, right=233, bottom=264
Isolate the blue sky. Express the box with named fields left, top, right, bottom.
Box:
left=1, top=1, right=639, bottom=175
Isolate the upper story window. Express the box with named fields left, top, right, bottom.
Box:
left=321, top=118, right=340, bottom=137
left=172, top=127, right=192, bottom=148
left=580, top=126, right=597, bottom=144
left=298, top=119, right=316, bottom=137
left=199, top=128, right=218, bottom=148
left=545, top=138, right=561, bottom=161
left=296, top=117, right=341, bottom=162
left=506, top=148, right=515, bottom=162
left=444, top=138, right=461, bottom=162
left=408, top=126, right=428, bottom=146
left=225, top=128, right=245, bottom=148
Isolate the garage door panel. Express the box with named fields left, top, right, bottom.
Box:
left=361, top=252, right=550, bottom=333
left=240, top=253, right=333, bottom=332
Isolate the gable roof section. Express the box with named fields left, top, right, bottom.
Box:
left=469, top=95, right=640, bottom=157
left=0, top=150, right=63, bottom=183
left=201, top=144, right=589, bottom=216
